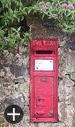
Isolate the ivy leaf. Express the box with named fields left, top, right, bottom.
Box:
left=68, top=0, right=75, bottom=3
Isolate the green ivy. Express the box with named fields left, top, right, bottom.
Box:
left=0, top=0, right=75, bottom=54
left=0, top=0, right=34, bottom=53
left=39, top=0, right=75, bottom=33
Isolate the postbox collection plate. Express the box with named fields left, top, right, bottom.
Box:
left=35, top=59, right=53, bottom=71
left=30, top=39, right=58, bottom=122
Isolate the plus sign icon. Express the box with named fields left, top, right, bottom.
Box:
left=4, top=105, right=24, bottom=124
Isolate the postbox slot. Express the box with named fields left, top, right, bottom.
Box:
left=36, top=50, right=54, bottom=54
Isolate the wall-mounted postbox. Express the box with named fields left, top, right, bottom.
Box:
left=30, top=39, right=58, bottom=122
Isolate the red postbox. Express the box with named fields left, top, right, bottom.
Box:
left=30, top=38, right=58, bottom=122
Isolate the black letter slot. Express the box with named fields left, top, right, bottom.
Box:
left=36, top=50, right=54, bottom=54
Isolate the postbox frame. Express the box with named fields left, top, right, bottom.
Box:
left=30, top=38, right=58, bottom=122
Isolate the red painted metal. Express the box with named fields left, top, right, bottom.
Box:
left=30, top=38, right=58, bottom=122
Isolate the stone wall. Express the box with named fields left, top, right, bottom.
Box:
left=0, top=16, right=75, bottom=127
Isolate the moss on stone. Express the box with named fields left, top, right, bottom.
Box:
left=0, top=114, right=9, bottom=127
left=72, top=113, right=75, bottom=127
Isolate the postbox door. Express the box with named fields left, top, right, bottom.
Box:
left=34, top=76, right=54, bottom=118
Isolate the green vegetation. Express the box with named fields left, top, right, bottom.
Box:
left=0, top=0, right=75, bottom=53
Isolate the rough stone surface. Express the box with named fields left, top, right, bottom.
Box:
left=66, top=51, right=75, bottom=73
left=0, top=16, right=75, bottom=127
